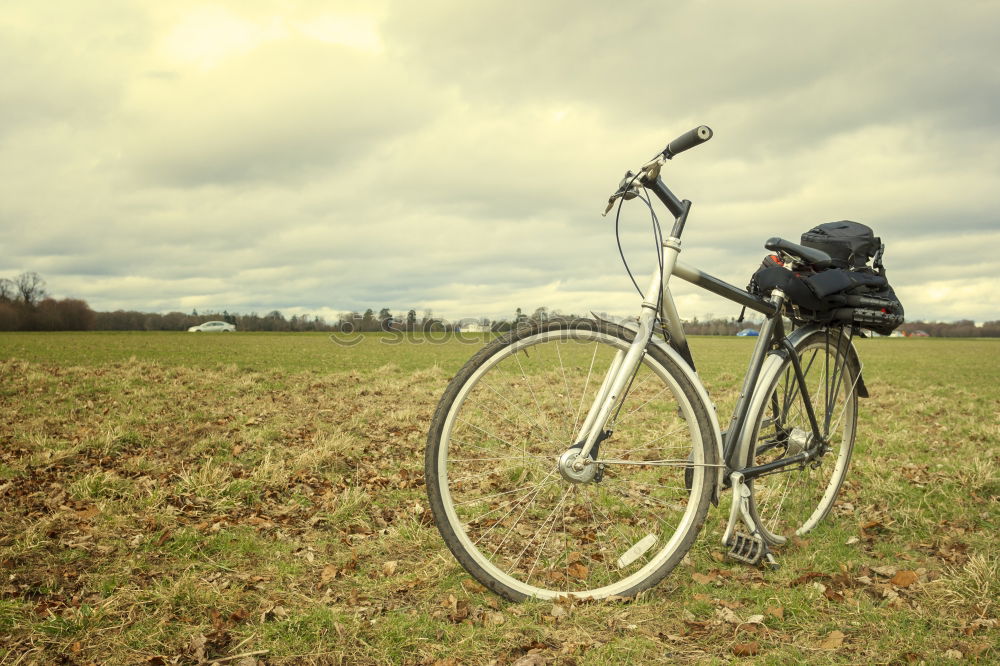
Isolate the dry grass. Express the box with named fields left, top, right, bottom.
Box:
left=0, top=335, right=998, bottom=664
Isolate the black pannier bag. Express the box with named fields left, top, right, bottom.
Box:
left=749, top=222, right=904, bottom=335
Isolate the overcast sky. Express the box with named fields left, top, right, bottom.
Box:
left=2, top=1, right=999, bottom=324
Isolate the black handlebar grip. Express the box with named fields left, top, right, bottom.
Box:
left=663, top=125, right=713, bottom=158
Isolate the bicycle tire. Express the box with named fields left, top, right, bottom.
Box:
left=743, top=327, right=859, bottom=544
left=425, top=319, right=717, bottom=601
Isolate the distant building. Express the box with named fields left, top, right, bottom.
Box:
left=459, top=323, right=490, bottom=333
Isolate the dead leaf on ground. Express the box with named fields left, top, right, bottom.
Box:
left=449, top=601, right=470, bottom=623
left=691, top=572, right=716, bottom=584
left=550, top=603, right=571, bottom=619
left=382, top=560, right=398, bottom=577
left=484, top=610, right=505, bottom=626
left=715, top=607, right=741, bottom=625
left=461, top=578, right=486, bottom=594
left=187, top=634, right=207, bottom=662
left=890, top=570, right=918, bottom=587
left=818, top=630, right=846, bottom=650
left=732, top=641, right=760, bottom=656
left=790, top=571, right=829, bottom=586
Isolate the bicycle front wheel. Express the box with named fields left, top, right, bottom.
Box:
left=425, top=319, right=717, bottom=601
left=745, top=328, right=859, bottom=544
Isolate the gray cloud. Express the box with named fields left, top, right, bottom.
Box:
left=122, top=41, right=440, bottom=186
left=1, top=1, right=999, bottom=325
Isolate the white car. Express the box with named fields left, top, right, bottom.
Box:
left=187, top=320, right=235, bottom=332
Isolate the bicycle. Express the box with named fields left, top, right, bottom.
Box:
left=425, top=126, right=869, bottom=601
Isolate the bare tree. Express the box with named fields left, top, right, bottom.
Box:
left=0, top=278, right=15, bottom=303
left=14, top=272, right=47, bottom=306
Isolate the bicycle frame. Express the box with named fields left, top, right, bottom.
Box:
left=572, top=175, right=842, bottom=496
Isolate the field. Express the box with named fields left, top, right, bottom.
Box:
left=1, top=331, right=997, bottom=664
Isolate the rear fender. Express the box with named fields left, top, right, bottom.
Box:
left=734, top=323, right=867, bottom=474
left=780, top=324, right=868, bottom=398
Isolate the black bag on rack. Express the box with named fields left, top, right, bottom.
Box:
left=801, top=220, right=882, bottom=270
left=749, top=222, right=904, bottom=335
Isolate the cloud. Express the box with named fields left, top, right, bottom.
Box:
left=1, top=1, right=999, bottom=324
left=122, top=43, right=438, bottom=185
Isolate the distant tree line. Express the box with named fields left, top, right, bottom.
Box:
left=94, top=309, right=334, bottom=332
left=0, top=272, right=95, bottom=331
left=898, top=320, right=1000, bottom=338
left=3, top=272, right=1000, bottom=336
left=336, top=306, right=578, bottom=333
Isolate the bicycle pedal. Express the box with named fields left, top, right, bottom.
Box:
left=726, top=533, right=770, bottom=566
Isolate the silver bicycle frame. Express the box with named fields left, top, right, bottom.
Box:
left=569, top=234, right=784, bottom=496
left=572, top=239, right=685, bottom=460
left=568, top=163, right=864, bottom=561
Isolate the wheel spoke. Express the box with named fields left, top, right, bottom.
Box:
left=511, top=347, right=558, bottom=445
left=570, top=343, right=602, bottom=441
left=521, top=484, right=573, bottom=582
left=453, top=476, right=558, bottom=508
left=476, top=378, right=560, bottom=446
left=553, top=341, right=575, bottom=441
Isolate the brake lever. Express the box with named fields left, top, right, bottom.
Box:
left=602, top=170, right=641, bottom=216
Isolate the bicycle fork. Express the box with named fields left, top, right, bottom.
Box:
left=561, top=246, right=680, bottom=479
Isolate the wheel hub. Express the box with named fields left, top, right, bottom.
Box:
left=557, top=449, right=599, bottom=483
left=785, top=427, right=812, bottom=457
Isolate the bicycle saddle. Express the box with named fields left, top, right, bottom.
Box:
left=765, top=237, right=833, bottom=269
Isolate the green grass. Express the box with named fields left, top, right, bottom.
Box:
left=0, top=331, right=493, bottom=374
left=0, top=332, right=997, bottom=664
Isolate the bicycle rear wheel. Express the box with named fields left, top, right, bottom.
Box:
left=425, top=319, right=717, bottom=601
left=744, top=328, right=859, bottom=544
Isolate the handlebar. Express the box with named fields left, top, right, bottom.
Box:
left=662, top=125, right=713, bottom=159
left=603, top=125, right=713, bottom=218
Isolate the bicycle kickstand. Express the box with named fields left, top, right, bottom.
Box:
left=721, top=471, right=779, bottom=569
